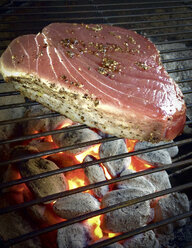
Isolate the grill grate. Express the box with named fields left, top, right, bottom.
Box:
left=0, top=0, right=192, bottom=247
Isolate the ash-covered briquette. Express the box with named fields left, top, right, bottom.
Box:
left=22, top=104, right=73, bottom=135
left=99, top=139, right=131, bottom=177
left=18, top=158, right=68, bottom=203
left=83, top=155, right=109, bottom=198
left=10, top=145, right=39, bottom=160
left=52, top=127, right=101, bottom=154
left=153, top=192, right=190, bottom=234
left=0, top=83, right=26, bottom=166
left=101, top=188, right=151, bottom=233
left=97, top=241, right=124, bottom=248
left=134, top=141, right=177, bottom=166
left=0, top=83, right=25, bottom=139
left=0, top=198, right=42, bottom=248
left=123, top=230, right=160, bottom=248
left=27, top=203, right=61, bottom=225
left=53, top=192, right=100, bottom=219
left=145, top=171, right=171, bottom=192
left=116, top=169, right=156, bottom=194
left=57, top=223, right=91, bottom=248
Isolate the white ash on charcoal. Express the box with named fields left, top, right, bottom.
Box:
left=27, top=203, right=62, bottom=225
left=10, top=145, right=39, bottom=161
left=57, top=223, right=91, bottom=248
left=29, top=139, right=56, bottom=152
left=22, top=104, right=73, bottom=135
left=83, top=155, right=109, bottom=198
left=53, top=192, right=100, bottom=219
left=0, top=197, right=42, bottom=248
left=134, top=141, right=177, bottom=166
left=116, top=169, right=156, bottom=194
left=52, top=127, right=101, bottom=154
left=145, top=170, right=171, bottom=192
left=99, top=139, right=131, bottom=177
left=95, top=241, right=124, bottom=248
left=153, top=192, right=190, bottom=234
left=104, top=243, right=124, bottom=248
left=0, top=83, right=25, bottom=139
left=123, top=230, right=160, bottom=248
left=19, top=158, right=68, bottom=203
left=0, top=83, right=26, bottom=177
left=101, top=188, right=152, bottom=233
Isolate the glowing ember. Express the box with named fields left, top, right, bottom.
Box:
left=108, top=232, right=120, bottom=238
left=126, top=139, right=138, bottom=152
left=100, top=163, right=111, bottom=180
left=75, top=144, right=101, bottom=163
left=129, top=156, right=154, bottom=172
left=86, top=215, right=103, bottom=239
left=56, top=119, right=73, bottom=129
left=66, top=169, right=87, bottom=190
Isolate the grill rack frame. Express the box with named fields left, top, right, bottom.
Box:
left=0, top=0, right=192, bottom=247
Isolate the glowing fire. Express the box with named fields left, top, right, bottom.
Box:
left=125, top=139, right=154, bottom=171
left=66, top=169, right=87, bottom=190
left=28, top=120, right=155, bottom=243
left=56, top=119, right=74, bottom=129
left=100, top=163, right=111, bottom=180
left=129, top=156, right=154, bottom=171
left=86, top=215, right=103, bottom=239
left=75, top=144, right=101, bottom=163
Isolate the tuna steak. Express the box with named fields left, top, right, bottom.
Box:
left=0, top=23, right=186, bottom=141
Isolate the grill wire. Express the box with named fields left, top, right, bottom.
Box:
left=0, top=0, right=192, bottom=247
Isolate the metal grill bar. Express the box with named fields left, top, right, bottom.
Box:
left=147, top=30, right=192, bottom=38
left=0, top=91, right=20, bottom=97
left=0, top=124, right=87, bottom=145
left=0, top=112, right=191, bottom=145
left=162, top=57, right=192, bottom=63
left=2, top=16, right=192, bottom=25
left=0, top=101, right=39, bottom=110
left=3, top=10, right=191, bottom=19
left=9, top=0, right=183, bottom=3
left=160, top=47, right=192, bottom=54
left=3, top=23, right=192, bottom=34
left=1, top=183, right=192, bottom=247
left=0, top=138, right=191, bottom=187
left=177, top=78, right=192, bottom=83
left=1, top=5, right=188, bottom=14
left=0, top=155, right=191, bottom=199
left=155, top=38, right=192, bottom=45
left=134, top=23, right=192, bottom=31
left=0, top=112, right=62, bottom=126
left=89, top=210, right=192, bottom=248
left=1, top=1, right=184, bottom=8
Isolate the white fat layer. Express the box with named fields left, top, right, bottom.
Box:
left=42, top=33, right=58, bottom=79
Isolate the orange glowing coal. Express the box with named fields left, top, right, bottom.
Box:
left=66, top=169, right=87, bottom=190
left=56, top=119, right=74, bottom=129
left=75, top=144, right=101, bottom=163
left=86, top=215, right=103, bottom=239
left=100, top=163, right=111, bottom=180
left=129, top=156, right=154, bottom=172
left=125, top=139, right=154, bottom=172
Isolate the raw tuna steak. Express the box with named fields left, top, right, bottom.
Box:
left=0, top=23, right=186, bottom=141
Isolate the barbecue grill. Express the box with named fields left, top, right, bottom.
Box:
left=0, top=0, right=192, bottom=247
